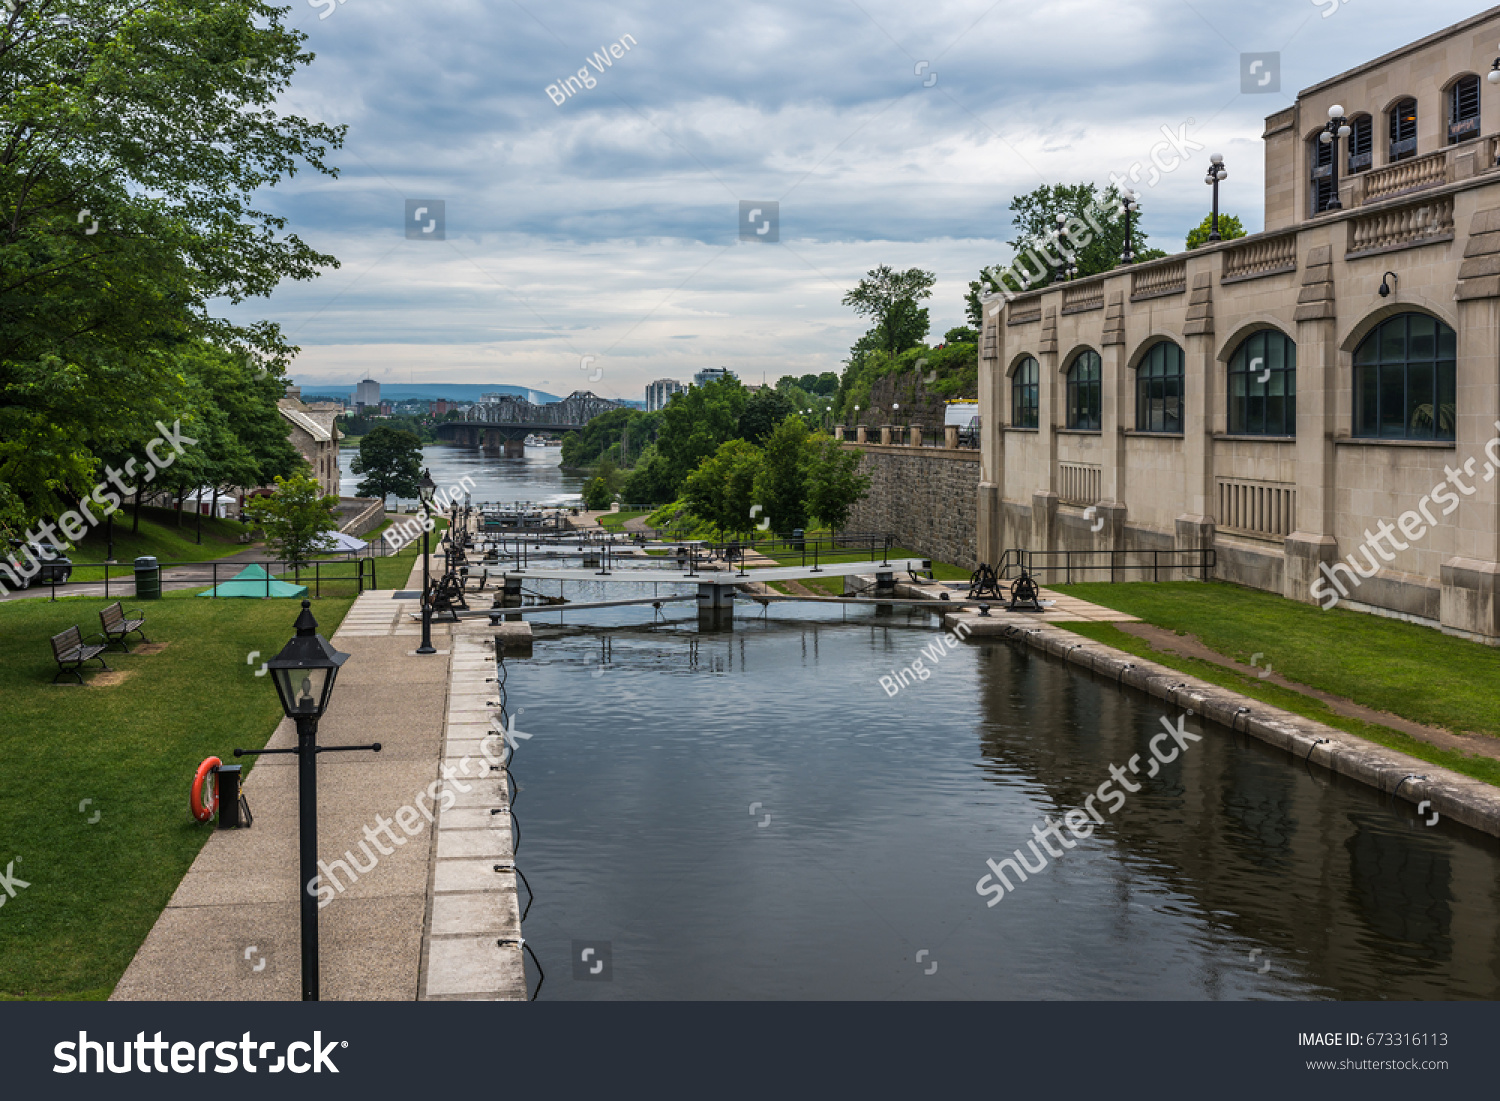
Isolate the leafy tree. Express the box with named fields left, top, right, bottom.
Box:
left=812, top=371, right=840, bottom=395
left=242, top=473, right=339, bottom=568
left=1185, top=212, right=1248, bottom=250
left=804, top=435, right=871, bottom=532
left=620, top=444, right=677, bottom=504
left=655, top=376, right=747, bottom=496
left=964, top=183, right=1167, bottom=322
left=582, top=476, right=614, bottom=510
left=752, top=416, right=810, bottom=533
left=683, top=438, right=762, bottom=536
left=842, top=266, right=935, bottom=355
left=352, top=425, right=423, bottom=506
left=944, top=326, right=977, bottom=344
left=737, top=388, right=795, bottom=446
left=0, top=0, right=345, bottom=533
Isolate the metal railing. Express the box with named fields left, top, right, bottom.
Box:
left=995, top=547, right=1216, bottom=584
left=40, top=557, right=378, bottom=601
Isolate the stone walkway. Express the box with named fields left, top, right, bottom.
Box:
left=113, top=545, right=526, bottom=1001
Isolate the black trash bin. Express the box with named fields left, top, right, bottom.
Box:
left=791, top=528, right=805, bottom=552
left=134, top=555, right=161, bottom=600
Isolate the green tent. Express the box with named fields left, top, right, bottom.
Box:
left=198, top=563, right=308, bottom=599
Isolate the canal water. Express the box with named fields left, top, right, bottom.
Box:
left=499, top=593, right=1500, bottom=1001
left=338, top=442, right=586, bottom=507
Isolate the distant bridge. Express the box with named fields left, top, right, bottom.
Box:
left=435, top=389, right=622, bottom=455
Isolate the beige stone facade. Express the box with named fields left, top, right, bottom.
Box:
left=978, top=7, right=1500, bottom=641
left=278, top=386, right=343, bottom=497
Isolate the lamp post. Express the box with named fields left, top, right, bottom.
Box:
left=1050, top=213, right=1071, bottom=282
left=417, top=469, right=437, bottom=656
left=1204, top=154, right=1228, bottom=240
left=852, top=404, right=860, bottom=428
left=1120, top=188, right=1140, bottom=264
left=234, top=601, right=380, bottom=1000
left=892, top=402, right=901, bottom=432
left=1318, top=105, right=1350, bottom=212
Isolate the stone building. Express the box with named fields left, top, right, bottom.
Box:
left=278, top=386, right=343, bottom=497
left=977, top=7, right=1500, bottom=642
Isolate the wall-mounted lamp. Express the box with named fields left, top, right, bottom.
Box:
left=1378, top=271, right=1398, bottom=298
left=1489, top=43, right=1500, bottom=84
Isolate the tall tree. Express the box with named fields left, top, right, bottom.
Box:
left=656, top=375, right=747, bottom=496
left=737, top=388, right=794, bottom=446
left=352, top=425, right=422, bottom=507
left=0, top=0, right=345, bottom=533
left=242, top=473, right=339, bottom=569
left=804, top=434, right=871, bottom=533
left=683, top=438, right=762, bottom=536
left=964, top=183, right=1166, bottom=323
left=753, top=416, right=810, bottom=533
left=842, top=266, right=935, bottom=355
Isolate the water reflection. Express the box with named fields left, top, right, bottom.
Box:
left=475, top=592, right=1500, bottom=1000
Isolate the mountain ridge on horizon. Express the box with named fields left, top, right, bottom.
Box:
left=291, top=382, right=564, bottom=404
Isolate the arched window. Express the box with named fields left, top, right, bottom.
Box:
left=1065, top=350, right=1102, bottom=430
left=1353, top=313, right=1456, bottom=440
left=1347, top=114, right=1372, bottom=173
left=1135, top=341, right=1184, bottom=433
left=1011, top=356, right=1039, bottom=428
left=1449, top=76, right=1480, bottom=144
left=1389, top=97, right=1417, bottom=161
left=1228, top=330, right=1296, bottom=436
left=1310, top=133, right=1336, bottom=214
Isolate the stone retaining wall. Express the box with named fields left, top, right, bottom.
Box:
left=842, top=443, right=980, bottom=569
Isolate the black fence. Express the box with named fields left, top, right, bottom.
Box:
left=995, top=547, right=1216, bottom=584
left=32, top=557, right=379, bottom=601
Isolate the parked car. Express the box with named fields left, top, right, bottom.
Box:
left=4, top=539, right=73, bottom=588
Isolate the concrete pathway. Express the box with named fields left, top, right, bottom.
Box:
left=112, top=548, right=529, bottom=1001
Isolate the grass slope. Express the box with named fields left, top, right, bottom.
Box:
left=0, top=529, right=435, bottom=999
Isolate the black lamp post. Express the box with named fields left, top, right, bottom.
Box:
left=417, top=469, right=437, bottom=656
left=234, top=600, right=380, bottom=1001
left=1204, top=154, right=1228, bottom=240
left=1051, top=213, right=1070, bottom=282
left=1120, top=188, right=1140, bottom=264
left=1318, top=105, right=1350, bottom=212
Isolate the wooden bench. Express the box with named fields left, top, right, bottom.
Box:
left=99, top=601, right=150, bottom=652
left=51, top=625, right=110, bottom=684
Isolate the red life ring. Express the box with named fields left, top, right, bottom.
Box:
left=191, top=757, right=221, bottom=822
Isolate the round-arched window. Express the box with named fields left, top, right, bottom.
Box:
left=1353, top=314, right=1455, bottom=440
left=1011, top=356, right=1039, bottom=428
left=1066, top=350, right=1101, bottom=430
left=1228, top=330, right=1296, bottom=436
left=1135, top=341, right=1184, bottom=433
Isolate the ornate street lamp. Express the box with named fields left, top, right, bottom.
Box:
left=235, top=600, right=380, bottom=1001
left=1051, top=213, right=1071, bottom=283
left=1318, top=105, right=1350, bottom=212
left=1204, top=154, right=1228, bottom=241
left=417, top=469, right=437, bottom=656
left=1489, top=43, right=1500, bottom=84
left=1119, top=188, right=1140, bottom=264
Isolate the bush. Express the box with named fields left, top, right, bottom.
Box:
left=582, top=476, right=614, bottom=510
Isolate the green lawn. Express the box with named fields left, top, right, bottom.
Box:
left=1050, top=580, right=1500, bottom=785
left=597, top=510, right=648, bottom=532
left=0, top=529, right=435, bottom=1000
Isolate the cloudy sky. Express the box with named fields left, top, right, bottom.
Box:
left=236, top=0, right=1483, bottom=401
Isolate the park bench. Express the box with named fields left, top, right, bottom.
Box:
left=99, top=601, right=151, bottom=652
left=426, top=572, right=469, bottom=621
left=50, top=625, right=110, bottom=684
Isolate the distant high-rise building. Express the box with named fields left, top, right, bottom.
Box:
left=379, top=402, right=393, bottom=416
left=645, top=378, right=686, bottom=411
left=692, top=367, right=735, bottom=387
left=354, top=378, right=380, bottom=410
left=433, top=399, right=451, bottom=415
